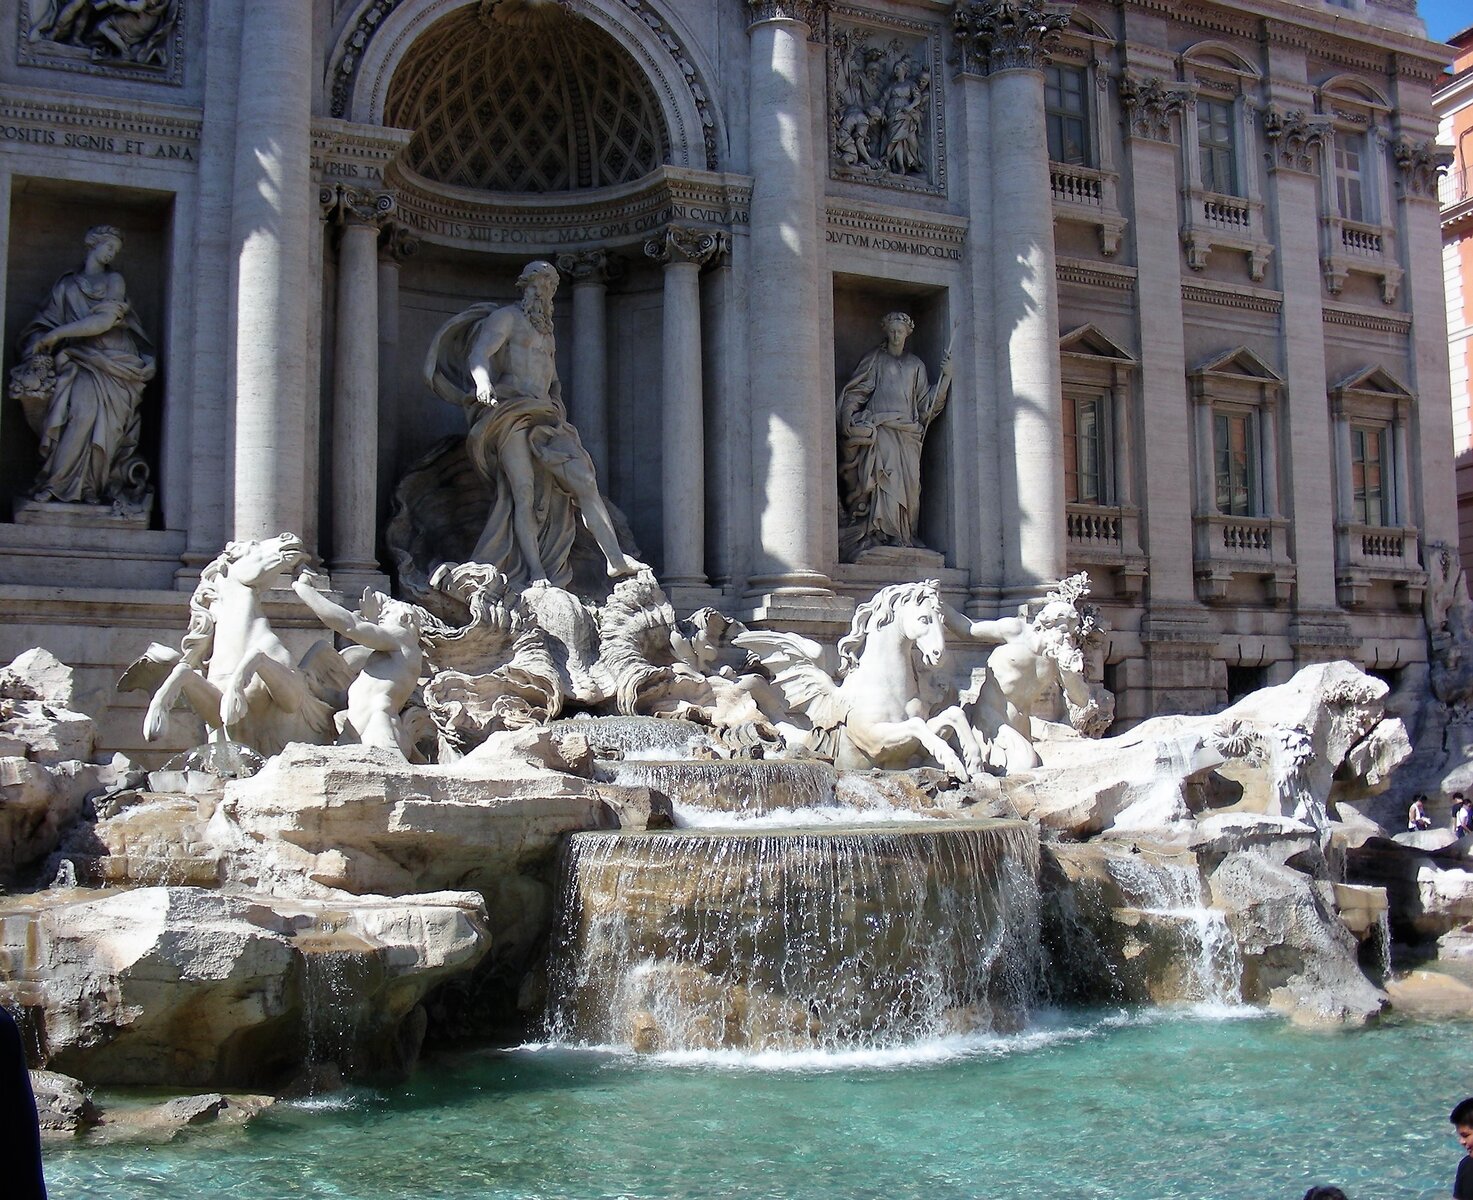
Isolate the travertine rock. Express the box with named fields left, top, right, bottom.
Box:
left=0, top=648, right=76, bottom=708
left=0, top=886, right=488, bottom=1088
left=31, top=1068, right=98, bottom=1134
left=1208, top=851, right=1386, bottom=1025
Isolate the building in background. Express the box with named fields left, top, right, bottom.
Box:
left=1439, top=25, right=1473, bottom=581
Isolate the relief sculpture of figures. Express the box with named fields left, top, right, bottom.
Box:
left=9, top=225, right=155, bottom=511
left=26, top=0, right=178, bottom=66
left=830, top=30, right=932, bottom=182
left=836, top=312, right=952, bottom=560
left=424, top=260, right=638, bottom=591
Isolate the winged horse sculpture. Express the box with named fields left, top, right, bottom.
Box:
left=734, top=579, right=984, bottom=780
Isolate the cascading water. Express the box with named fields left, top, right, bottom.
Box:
left=543, top=819, right=1042, bottom=1053
left=1104, top=855, right=1243, bottom=1006
left=598, top=759, right=837, bottom=818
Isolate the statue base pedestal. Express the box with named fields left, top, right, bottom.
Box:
left=848, top=544, right=947, bottom=573
left=14, top=496, right=151, bottom=530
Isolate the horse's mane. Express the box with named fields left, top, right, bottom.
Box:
left=837, top=579, right=940, bottom=677
left=180, top=540, right=248, bottom=668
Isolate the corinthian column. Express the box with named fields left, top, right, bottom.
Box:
left=555, top=249, right=620, bottom=484
left=230, top=0, right=313, bottom=542
left=744, top=0, right=832, bottom=599
left=645, top=227, right=729, bottom=590
left=955, top=1, right=1070, bottom=601
left=325, top=186, right=390, bottom=593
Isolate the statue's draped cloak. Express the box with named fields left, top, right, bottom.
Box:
left=21, top=270, right=154, bottom=504
left=424, top=303, right=588, bottom=590
left=837, top=347, right=934, bottom=552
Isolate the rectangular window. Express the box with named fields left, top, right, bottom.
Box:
left=1045, top=64, right=1091, bottom=167
left=1351, top=424, right=1388, bottom=526
left=1063, top=393, right=1108, bottom=504
left=1214, top=409, right=1257, bottom=516
left=1335, top=132, right=1369, bottom=223
left=1197, top=97, right=1238, bottom=196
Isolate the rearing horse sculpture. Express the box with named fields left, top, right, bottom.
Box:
left=120, top=533, right=349, bottom=758
left=734, top=580, right=983, bottom=780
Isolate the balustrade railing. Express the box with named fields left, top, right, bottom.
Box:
left=1201, top=194, right=1251, bottom=229
left=1067, top=505, right=1121, bottom=546
left=1050, top=163, right=1104, bottom=208
left=1340, top=221, right=1383, bottom=255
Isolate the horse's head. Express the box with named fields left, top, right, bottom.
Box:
left=223, top=532, right=310, bottom=589
left=840, top=580, right=946, bottom=674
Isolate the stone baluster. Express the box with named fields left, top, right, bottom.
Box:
left=324, top=186, right=391, bottom=593
left=954, top=1, right=1070, bottom=601
left=230, top=0, right=313, bottom=542
left=744, top=0, right=832, bottom=600
left=555, top=249, right=621, bottom=484
left=645, top=227, right=729, bottom=590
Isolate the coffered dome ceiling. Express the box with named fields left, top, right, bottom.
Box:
left=385, top=4, right=670, bottom=194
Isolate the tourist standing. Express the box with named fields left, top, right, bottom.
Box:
left=1409, top=794, right=1433, bottom=831
left=1455, top=796, right=1472, bottom=839
left=0, top=1006, right=46, bottom=1199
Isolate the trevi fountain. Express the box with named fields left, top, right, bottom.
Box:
left=0, top=0, right=1469, bottom=1196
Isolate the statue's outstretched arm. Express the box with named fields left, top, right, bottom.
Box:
left=941, top=602, right=1023, bottom=644
left=292, top=579, right=399, bottom=653
left=466, top=310, right=513, bottom=405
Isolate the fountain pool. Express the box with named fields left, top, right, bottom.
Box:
left=45, top=1011, right=1471, bottom=1199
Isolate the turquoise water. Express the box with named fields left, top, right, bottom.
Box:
left=46, top=1009, right=1472, bottom=1200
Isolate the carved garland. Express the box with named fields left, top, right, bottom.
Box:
left=329, top=0, right=722, bottom=171
left=1117, top=74, right=1185, bottom=142
left=1262, top=106, right=1325, bottom=174
left=952, top=1, right=1069, bottom=76
left=1393, top=137, right=1452, bottom=199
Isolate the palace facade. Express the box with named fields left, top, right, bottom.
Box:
left=0, top=0, right=1455, bottom=754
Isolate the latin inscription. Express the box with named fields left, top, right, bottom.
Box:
left=0, top=121, right=194, bottom=161
left=311, top=157, right=385, bottom=181
left=825, top=228, right=962, bottom=260
left=409, top=201, right=747, bottom=246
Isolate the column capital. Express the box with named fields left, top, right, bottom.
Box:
left=1263, top=106, right=1327, bottom=175
left=745, top=0, right=827, bottom=39
left=378, top=218, right=419, bottom=264
left=1117, top=74, right=1186, bottom=143
left=952, top=1, right=1068, bottom=77
left=321, top=184, right=395, bottom=229
left=1392, top=136, right=1452, bottom=201
left=555, top=248, right=624, bottom=287
left=643, top=226, right=730, bottom=268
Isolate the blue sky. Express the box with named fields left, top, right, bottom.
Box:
left=1420, top=0, right=1469, bottom=43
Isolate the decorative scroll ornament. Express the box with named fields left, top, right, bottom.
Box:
left=555, top=249, right=624, bottom=287
left=643, top=226, right=730, bottom=267
left=952, top=1, right=1068, bottom=76
left=320, top=185, right=395, bottom=229
left=1393, top=137, right=1453, bottom=198
left=746, top=0, right=828, bottom=37
left=1117, top=74, right=1186, bottom=142
left=1262, top=107, right=1326, bottom=173
left=380, top=219, right=420, bottom=264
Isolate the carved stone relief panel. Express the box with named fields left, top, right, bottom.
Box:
left=827, top=7, right=945, bottom=196
left=18, top=0, right=183, bottom=85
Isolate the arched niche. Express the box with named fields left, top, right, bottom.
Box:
left=329, top=0, right=725, bottom=174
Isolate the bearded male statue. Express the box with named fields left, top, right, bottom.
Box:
left=424, top=260, right=637, bottom=590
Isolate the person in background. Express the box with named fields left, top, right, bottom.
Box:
left=1409, top=794, right=1433, bottom=831
left=0, top=1005, right=46, bottom=1199
left=1302, top=1187, right=1348, bottom=1200
left=1455, top=796, right=1472, bottom=839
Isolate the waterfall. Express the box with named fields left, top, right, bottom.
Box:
left=544, top=821, right=1042, bottom=1053
left=600, top=760, right=837, bottom=818
left=1104, top=855, right=1243, bottom=1006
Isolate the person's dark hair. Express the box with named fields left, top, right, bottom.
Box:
left=1451, top=1097, right=1473, bottom=1126
left=1303, top=1188, right=1348, bottom=1200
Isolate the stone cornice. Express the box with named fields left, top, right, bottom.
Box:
left=1182, top=282, right=1283, bottom=314
left=1056, top=257, right=1137, bottom=291
left=389, top=164, right=751, bottom=254
left=953, top=1, right=1070, bottom=76
left=1322, top=304, right=1412, bottom=334
left=0, top=84, right=200, bottom=143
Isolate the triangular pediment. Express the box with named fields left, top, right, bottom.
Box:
left=1332, top=365, right=1413, bottom=398
left=1060, top=324, right=1136, bottom=363
left=1192, top=346, right=1282, bottom=382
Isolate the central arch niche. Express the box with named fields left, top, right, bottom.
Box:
left=384, top=3, right=670, bottom=193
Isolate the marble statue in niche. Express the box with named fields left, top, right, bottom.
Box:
left=836, top=311, right=951, bottom=561
left=423, top=260, right=637, bottom=590
left=24, top=0, right=178, bottom=68
left=830, top=25, right=933, bottom=185
left=9, top=224, right=156, bottom=513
